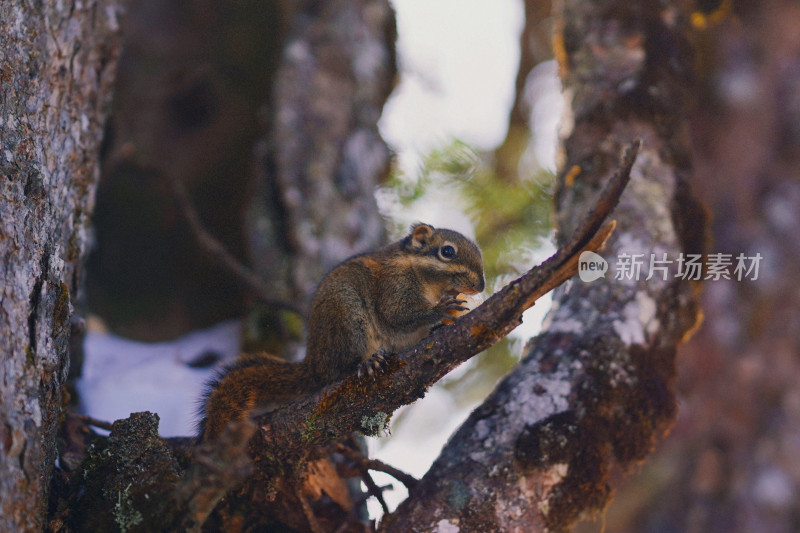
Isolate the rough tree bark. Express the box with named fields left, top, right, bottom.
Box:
left=0, top=2, right=123, bottom=531
left=379, top=0, right=707, bottom=531
left=595, top=1, right=800, bottom=531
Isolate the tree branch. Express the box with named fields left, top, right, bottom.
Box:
left=251, top=141, right=639, bottom=463
left=331, top=442, right=418, bottom=491
left=71, top=413, right=115, bottom=432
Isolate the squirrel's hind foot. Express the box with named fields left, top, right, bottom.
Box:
left=357, top=350, right=391, bottom=381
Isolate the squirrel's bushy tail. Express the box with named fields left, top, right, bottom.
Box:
left=197, top=353, right=309, bottom=441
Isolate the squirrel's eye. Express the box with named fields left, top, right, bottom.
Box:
left=439, top=245, right=456, bottom=260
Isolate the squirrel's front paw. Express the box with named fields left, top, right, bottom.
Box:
left=437, top=292, right=468, bottom=317
left=358, top=350, right=391, bottom=380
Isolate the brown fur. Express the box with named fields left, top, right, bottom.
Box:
left=198, top=223, right=484, bottom=441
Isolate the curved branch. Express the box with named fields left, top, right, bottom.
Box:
left=251, top=141, right=639, bottom=462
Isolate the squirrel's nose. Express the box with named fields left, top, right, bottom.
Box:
left=476, top=276, right=485, bottom=293
left=471, top=274, right=485, bottom=294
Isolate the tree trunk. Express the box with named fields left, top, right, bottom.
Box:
left=593, top=1, right=800, bottom=531
left=0, top=2, right=122, bottom=531
left=380, top=0, right=706, bottom=531
left=249, top=0, right=395, bottom=307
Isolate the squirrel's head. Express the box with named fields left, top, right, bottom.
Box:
left=402, top=223, right=485, bottom=295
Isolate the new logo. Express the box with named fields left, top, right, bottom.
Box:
left=578, top=251, right=608, bottom=282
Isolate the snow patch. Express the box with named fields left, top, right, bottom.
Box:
left=78, top=320, right=242, bottom=437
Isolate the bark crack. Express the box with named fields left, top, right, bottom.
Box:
left=27, top=250, right=51, bottom=362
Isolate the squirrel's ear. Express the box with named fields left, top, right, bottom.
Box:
left=409, top=223, right=434, bottom=249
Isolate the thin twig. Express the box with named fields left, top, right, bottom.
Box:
left=364, top=458, right=419, bottom=491
left=295, top=483, right=325, bottom=533
left=168, top=176, right=306, bottom=318
left=72, top=413, right=114, bottom=431
left=361, top=471, right=391, bottom=514
left=333, top=443, right=418, bottom=491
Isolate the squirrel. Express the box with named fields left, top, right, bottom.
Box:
left=197, top=223, right=485, bottom=441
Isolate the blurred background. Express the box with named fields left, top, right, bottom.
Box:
left=75, top=0, right=800, bottom=531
